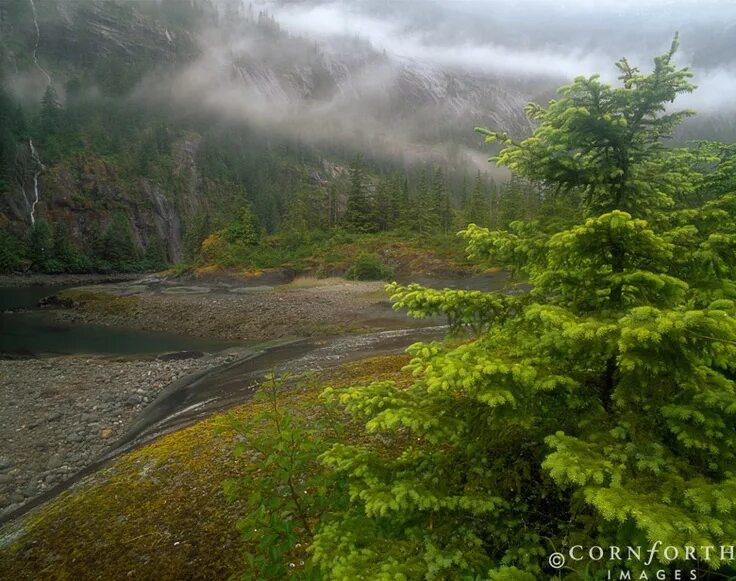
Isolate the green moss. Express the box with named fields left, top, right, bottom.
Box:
left=0, top=354, right=410, bottom=580
left=58, top=288, right=141, bottom=315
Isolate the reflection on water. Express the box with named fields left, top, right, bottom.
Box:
left=0, top=285, right=68, bottom=311
left=0, top=286, right=237, bottom=356
left=0, top=272, right=519, bottom=357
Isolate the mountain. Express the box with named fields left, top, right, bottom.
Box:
left=0, top=0, right=538, bottom=266
left=0, top=0, right=733, bottom=269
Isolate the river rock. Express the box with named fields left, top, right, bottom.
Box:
left=0, top=350, right=237, bottom=514
left=157, top=351, right=204, bottom=361
left=37, top=295, right=75, bottom=309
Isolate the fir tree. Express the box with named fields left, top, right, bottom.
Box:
left=143, top=234, right=167, bottom=269
left=345, top=154, right=375, bottom=232
left=432, top=166, right=452, bottom=234
left=465, top=170, right=489, bottom=227
left=27, top=219, right=53, bottom=270
left=51, top=222, right=81, bottom=271
left=284, top=186, right=330, bottom=233
left=221, top=204, right=261, bottom=245
left=415, top=168, right=439, bottom=235
left=100, top=213, right=138, bottom=268
left=373, top=175, right=392, bottom=232
left=312, top=38, right=736, bottom=580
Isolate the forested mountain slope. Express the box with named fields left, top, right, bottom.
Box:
left=0, top=0, right=535, bottom=271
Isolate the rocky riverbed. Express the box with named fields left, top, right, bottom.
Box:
left=0, top=351, right=240, bottom=517
left=48, top=277, right=412, bottom=341
left=0, top=272, right=492, bottom=521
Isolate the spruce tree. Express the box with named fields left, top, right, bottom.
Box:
left=465, top=170, right=490, bottom=227
left=51, top=222, right=84, bottom=271
left=27, top=219, right=53, bottom=271
left=222, top=204, right=261, bottom=245
left=100, top=213, right=138, bottom=268
left=346, top=154, right=375, bottom=232
left=432, top=167, right=451, bottom=234
left=416, top=168, right=439, bottom=236
left=373, top=175, right=392, bottom=232
left=312, top=38, right=736, bottom=580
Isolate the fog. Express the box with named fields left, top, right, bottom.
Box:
left=255, top=0, right=736, bottom=111
left=136, top=0, right=736, bottom=171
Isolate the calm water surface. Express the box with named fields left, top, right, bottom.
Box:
left=0, top=286, right=237, bottom=356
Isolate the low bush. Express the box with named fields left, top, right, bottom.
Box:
left=344, top=252, right=393, bottom=281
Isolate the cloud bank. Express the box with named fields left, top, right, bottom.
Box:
left=251, top=0, right=736, bottom=112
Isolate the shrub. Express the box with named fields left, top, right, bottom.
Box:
left=218, top=373, right=346, bottom=580
left=0, top=229, right=26, bottom=272
left=344, top=252, right=393, bottom=281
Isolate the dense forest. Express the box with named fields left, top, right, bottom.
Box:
left=0, top=0, right=549, bottom=276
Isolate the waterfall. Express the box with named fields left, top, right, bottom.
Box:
left=28, top=0, right=52, bottom=86
left=27, top=0, right=51, bottom=226
left=28, top=139, right=45, bottom=226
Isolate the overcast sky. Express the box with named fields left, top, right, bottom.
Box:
left=252, top=0, right=736, bottom=112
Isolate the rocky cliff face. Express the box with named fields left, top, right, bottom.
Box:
left=2, top=137, right=205, bottom=262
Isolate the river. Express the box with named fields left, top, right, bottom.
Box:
left=0, top=272, right=512, bottom=524
left=0, top=286, right=239, bottom=357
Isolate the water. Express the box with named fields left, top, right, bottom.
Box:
left=0, top=285, right=68, bottom=311
left=0, top=286, right=237, bottom=357
left=0, top=272, right=517, bottom=357
left=395, top=270, right=512, bottom=291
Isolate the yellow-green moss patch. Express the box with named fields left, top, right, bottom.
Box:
left=58, top=288, right=141, bottom=315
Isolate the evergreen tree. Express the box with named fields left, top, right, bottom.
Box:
left=51, top=222, right=82, bottom=271
left=373, top=175, right=392, bottom=232
left=345, top=154, right=375, bottom=232
left=100, top=213, right=138, bottom=268
left=396, top=174, right=412, bottom=232
left=0, top=229, right=25, bottom=272
left=465, top=170, right=489, bottom=227
left=38, top=86, right=66, bottom=161
left=27, top=219, right=53, bottom=270
left=40, top=86, right=62, bottom=133
left=143, top=234, right=167, bottom=269
left=415, top=168, right=438, bottom=235
left=432, top=167, right=451, bottom=234
left=0, top=83, right=26, bottom=192
left=312, top=39, right=736, bottom=580
left=221, top=204, right=261, bottom=245
left=284, top=186, right=330, bottom=233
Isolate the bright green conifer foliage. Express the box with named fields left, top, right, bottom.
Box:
left=312, top=38, right=736, bottom=580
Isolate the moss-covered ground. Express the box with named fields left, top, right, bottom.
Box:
left=0, top=354, right=410, bottom=580
left=57, top=288, right=141, bottom=315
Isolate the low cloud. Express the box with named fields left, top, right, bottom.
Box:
left=136, top=0, right=736, bottom=175
left=252, top=0, right=736, bottom=113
